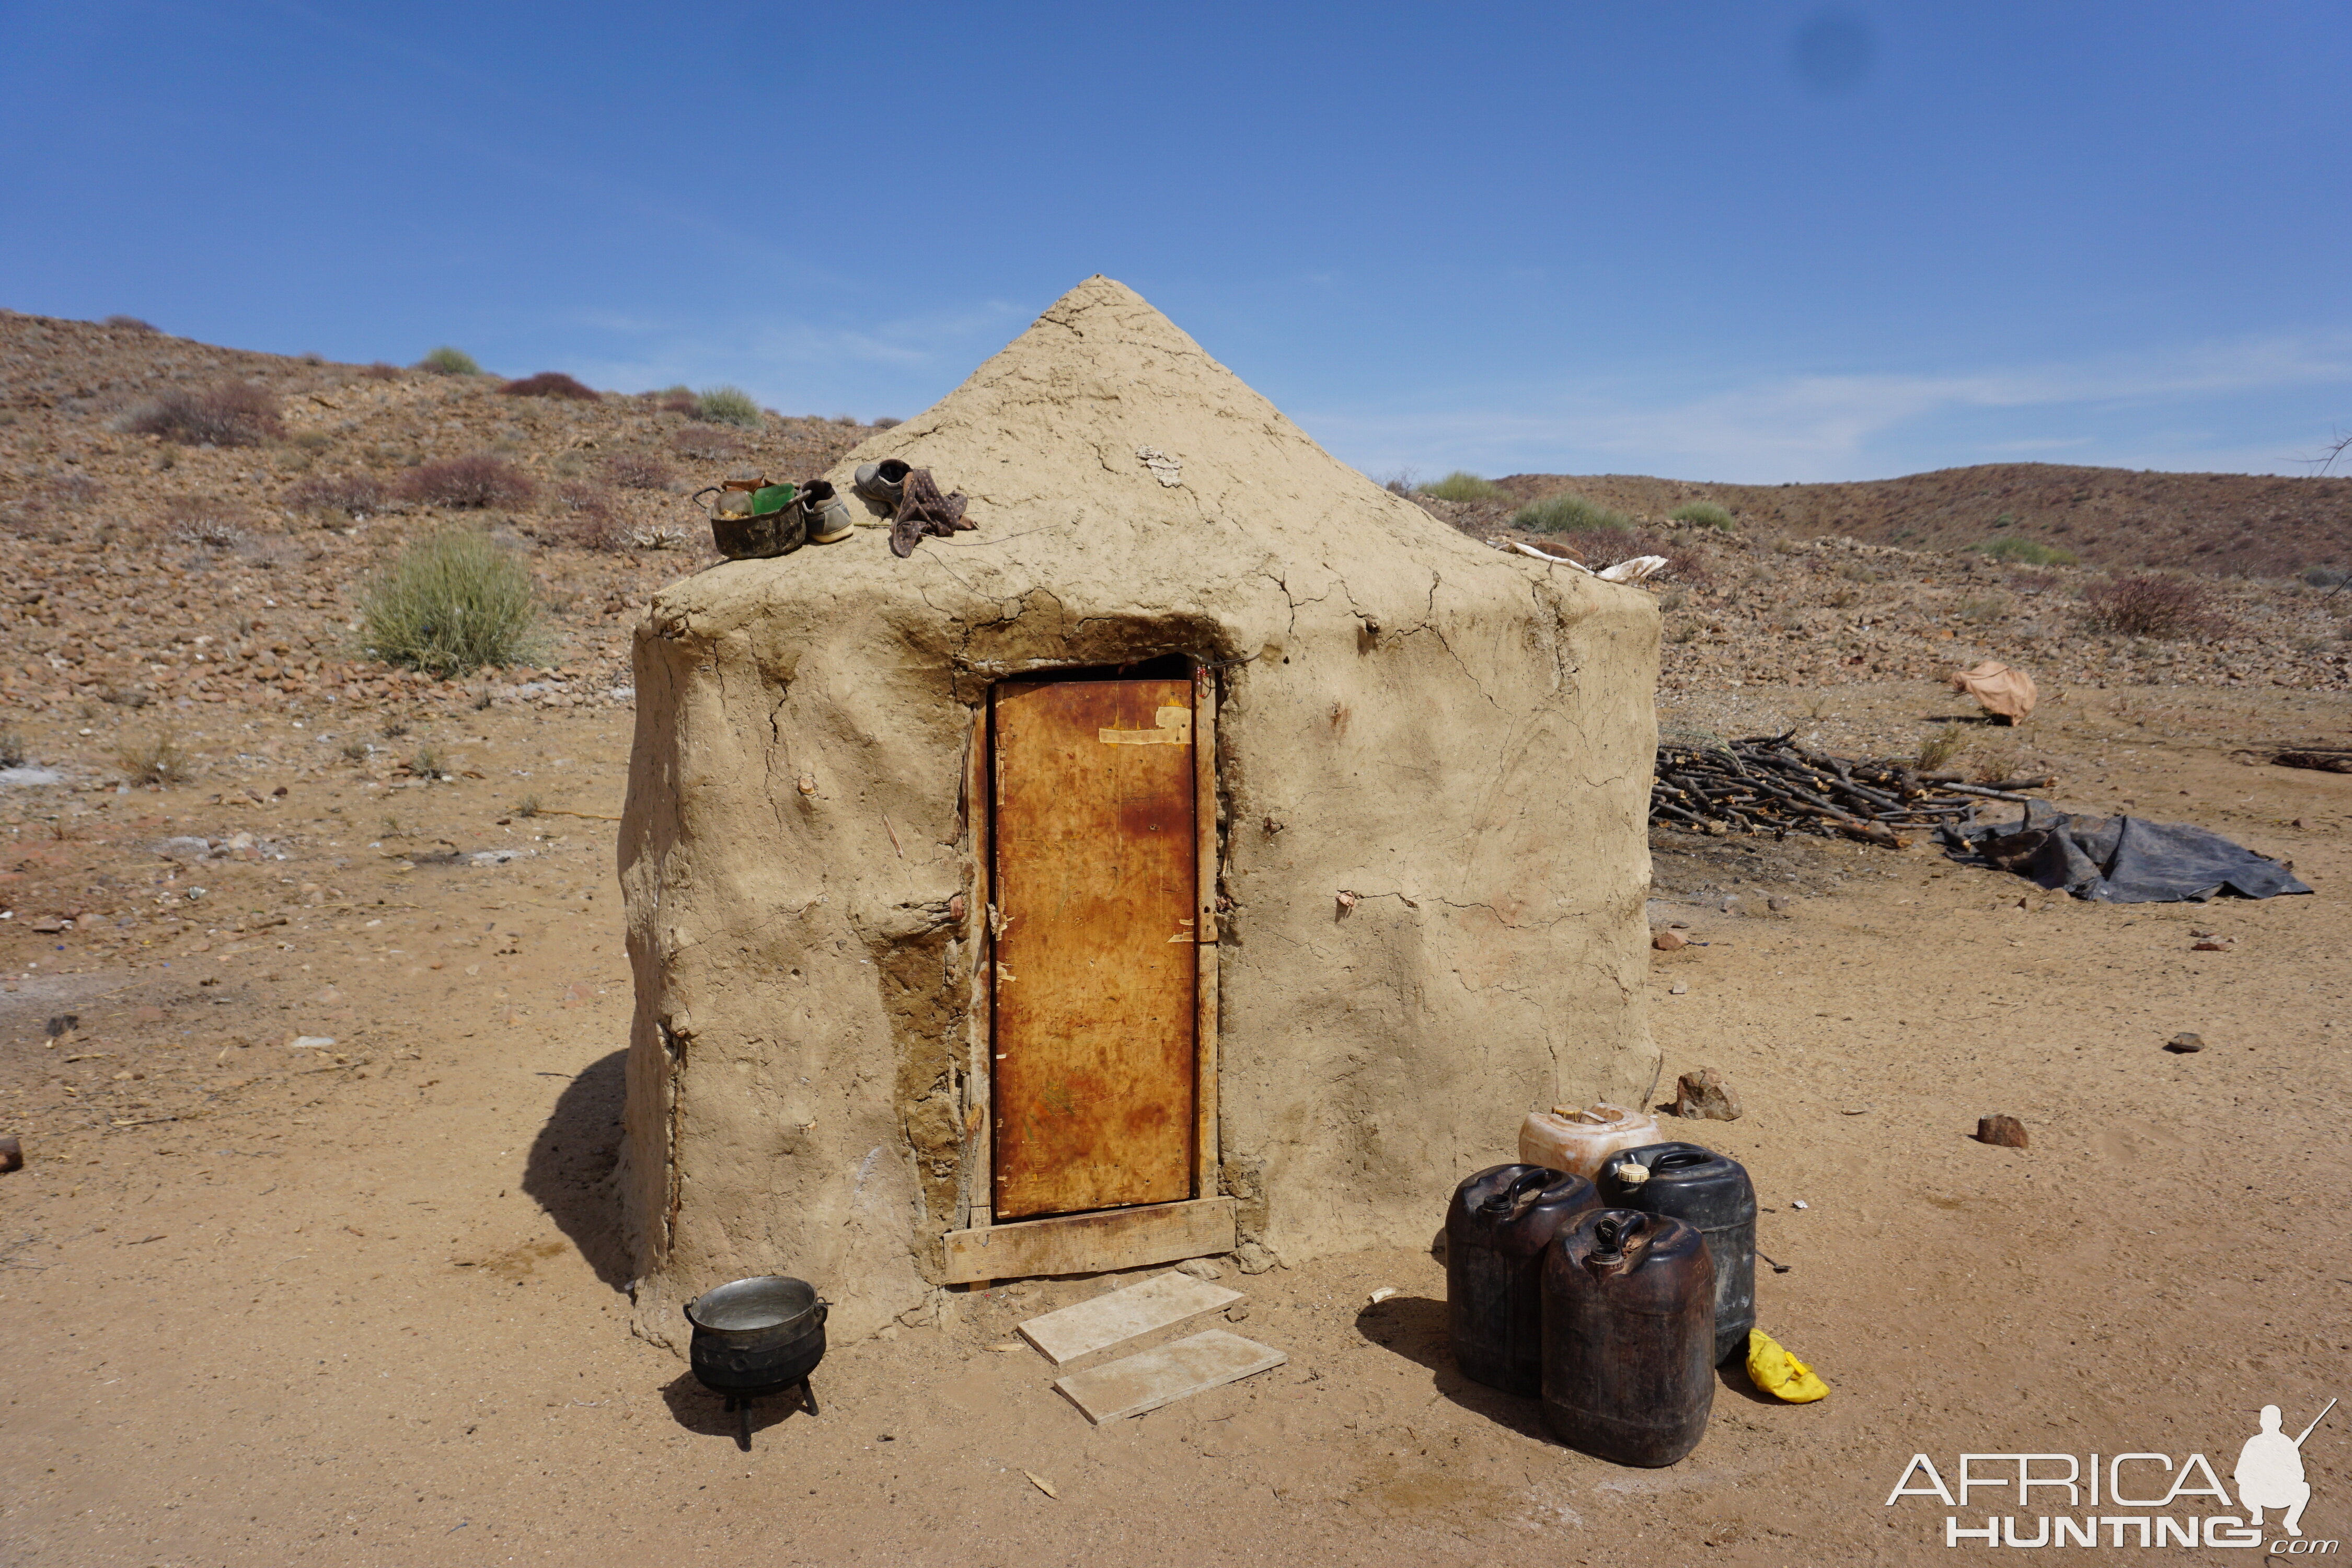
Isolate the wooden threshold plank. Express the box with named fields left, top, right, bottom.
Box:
left=1053, top=1330, right=1288, bottom=1424
left=1016, top=1271, right=1242, bottom=1366
left=939, top=1197, right=1235, bottom=1286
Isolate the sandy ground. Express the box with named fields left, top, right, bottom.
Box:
left=1, top=679, right=2347, bottom=1565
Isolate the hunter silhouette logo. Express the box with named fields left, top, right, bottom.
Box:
left=2239, top=1400, right=2335, bottom=1537
left=1885, top=1396, right=2339, bottom=1549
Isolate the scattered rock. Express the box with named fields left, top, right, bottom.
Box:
left=2190, top=939, right=2230, bottom=952
left=1668, top=981, right=1689, bottom=995
left=1225, top=1302, right=1250, bottom=1323
left=1673, top=1067, right=1744, bottom=1121
left=2164, top=1033, right=2205, bottom=1054
left=1766, top=895, right=1787, bottom=913
left=1652, top=929, right=1688, bottom=951
left=1172, top=1257, right=1223, bottom=1281
left=0, top=1135, right=21, bottom=1173
left=29, top=917, right=69, bottom=933
left=1975, top=1115, right=2029, bottom=1148
left=1231, top=1240, right=1278, bottom=1275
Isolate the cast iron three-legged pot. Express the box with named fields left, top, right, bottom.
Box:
left=684, top=1275, right=827, bottom=1450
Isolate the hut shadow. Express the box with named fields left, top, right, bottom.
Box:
left=521, top=1048, right=633, bottom=1289
left=658, top=1370, right=817, bottom=1449
left=1352, top=1294, right=1549, bottom=1442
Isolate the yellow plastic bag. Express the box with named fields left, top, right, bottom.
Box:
left=1748, top=1328, right=1829, bottom=1403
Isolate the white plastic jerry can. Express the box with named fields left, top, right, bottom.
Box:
left=1518, top=1103, right=1663, bottom=1179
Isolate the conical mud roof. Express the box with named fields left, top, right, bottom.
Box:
left=652, top=274, right=1616, bottom=655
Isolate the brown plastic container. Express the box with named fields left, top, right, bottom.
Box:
left=1540, top=1208, right=1716, bottom=1466
left=1445, top=1163, right=1600, bottom=1396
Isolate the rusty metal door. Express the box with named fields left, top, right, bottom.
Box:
left=991, top=678, right=1197, bottom=1220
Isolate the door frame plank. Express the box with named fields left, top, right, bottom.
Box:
left=1192, top=666, right=1220, bottom=1200
left=939, top=1197, right=1237, bottom=1286
left=963, top=702, right=994, bottom=1231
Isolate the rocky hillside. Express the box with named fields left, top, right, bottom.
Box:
left=1479, top=464, right=2352, bottom=580
left=0, top=308, right=879, bottom=719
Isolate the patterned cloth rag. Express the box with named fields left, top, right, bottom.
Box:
left=889, top=468, right=974, bottom=557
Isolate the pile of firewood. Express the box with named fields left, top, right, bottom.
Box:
left=1650, top=733, right=2050, bottom=848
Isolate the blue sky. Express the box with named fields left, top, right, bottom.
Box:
left=5, top=3, right=2350, bottom=482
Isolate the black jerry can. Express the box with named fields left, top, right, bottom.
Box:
left=1541, top=1208, right=1716, bottom=1467
left=1445, top=1163, right=1599, bottom=1396
left=1598, top=1141, right=1757, bottom=1365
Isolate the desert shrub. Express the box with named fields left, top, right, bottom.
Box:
left=118, top=729, right=191, bottom=787
left=0, top=729, right=25, bottom=768
left=1669, top=501, right=1736, bottom=529
left=2301, top=565, right=2350, bottom=589
left=602, top=450, right=674, bottom=490
left=1511, top=492, right=1635, bottom=534
left=163, top=494, right=250, bottom=546
left=654, top=385, right=698, bottom=416
left=1420, top=471, right=1502, bottom=502
left=671, top=423, right=743, bottom=462
left=418, top=346, right=482, bottom=376
left=119, top=381, right=283, bottom=446
left=873, top=417, right=903, bottom=429
left=360, top=527, right=540, bottom=675
left=287, top=472, right=387, bottom=514
left=1956, top=594, right=2010, bottom=625
left=361, top=362, right=401, bottom=380
left=104, top=314, right=158, bottom=332
left=1970, top=536, right=2077, bottom=567
left=47, top=473, right=105, bottom=506
left=2083, top=573, right=2226, bottom=638
left=398, top=454, right=535, bottom=509
left=695, top=385, right=763, bottom=429
left=501, top=371, right=599, bottom=401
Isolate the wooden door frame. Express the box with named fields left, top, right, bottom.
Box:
left=942, top=662, right=1228, bottom=1284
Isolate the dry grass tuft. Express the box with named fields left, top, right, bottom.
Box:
left=418, top=347, right=482, bottom=376
left=118, top=729, right=191, bottom=787
left=1513, top=492, right=1637, bottom=534
left=1914, top=727, right=1971, bottom=771
left=360, top=527, right=541, bottom=676
left=1420, top=471, right=1502, bottom=502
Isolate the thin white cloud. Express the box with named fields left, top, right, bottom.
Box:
left=1304, top=330, right=2352, bottom=482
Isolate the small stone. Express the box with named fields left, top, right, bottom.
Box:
left=1673, top=1067, right=1743, bottom=1121
left=1225, top=1302, right=1250, bottom=1323
left=0, top=1135, right=21, bottom=1174
left=1668, top=981, right=1688, bottom=995
left=1231, top=1240, right=1278, bottom=1275
left=1767, top=896, right=1786, bottom=913
left=2165, top=1033, right=2205, bottom=1054
left=1652, top=929, right=1688, bottom=951
left=2190, top=939, right=2229, bottom=952
left=1975, top=1115, right=2029, bottom=1148
left=1172, top=1257, right=1223, bottom=1281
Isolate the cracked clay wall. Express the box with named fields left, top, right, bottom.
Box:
left=616, top=276, right=1659, bottom=1346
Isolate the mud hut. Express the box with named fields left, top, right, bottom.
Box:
left=617, top=276, right=1661, bottom=1344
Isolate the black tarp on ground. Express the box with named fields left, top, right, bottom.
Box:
left=1937, top=801, right=2313, bottom=903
